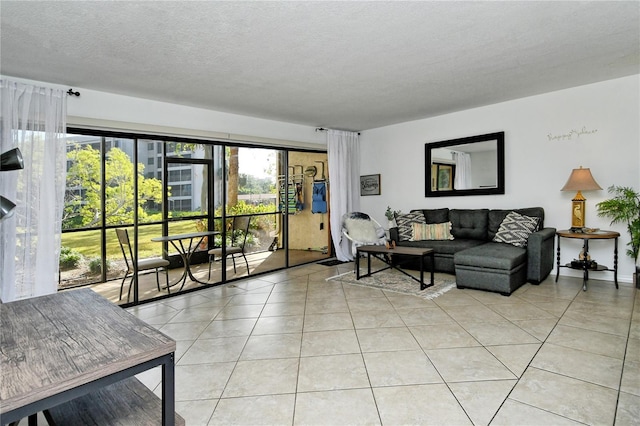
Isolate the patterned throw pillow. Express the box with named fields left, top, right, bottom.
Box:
left=396, top=212, right=426, bottom=241
left=410, top=222, right=454, bottom=241
left=493, top=211, right=540, bottom=248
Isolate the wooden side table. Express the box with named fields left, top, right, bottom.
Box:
left=555, top=229, right=620, bottom=291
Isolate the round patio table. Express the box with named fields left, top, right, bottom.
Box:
left=152, top=230, right=220, bottom=290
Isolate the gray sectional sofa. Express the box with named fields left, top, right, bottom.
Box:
left=389, top=207, right=555, bottom=295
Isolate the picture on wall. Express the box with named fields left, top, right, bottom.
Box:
left=360, top=174, right=381, bottom=196
left=432, top=163, right=454, bottom=191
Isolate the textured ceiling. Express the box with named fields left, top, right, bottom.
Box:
left=1, top=1, right=638, bottom=131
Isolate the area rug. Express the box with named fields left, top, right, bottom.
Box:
left=327, top=268, right=456, bottom=300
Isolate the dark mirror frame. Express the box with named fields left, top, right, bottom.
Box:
left=425, top=131, right=505, bottom=197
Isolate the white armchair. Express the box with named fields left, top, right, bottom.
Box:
left=341, top=212, right=387, bottom=257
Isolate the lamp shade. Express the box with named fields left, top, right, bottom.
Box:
left=0, top=148, right=24, bottom=171
left=0, top=195, right=17, bottom=219
left=561, top=167, right=602, bottom=192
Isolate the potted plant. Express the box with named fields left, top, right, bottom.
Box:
left=596, top=185, right=640, bottom=283
left=385, top=206, right=401, bottom=228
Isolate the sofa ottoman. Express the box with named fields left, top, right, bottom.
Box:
left=454, top=242, right=528, bottom=295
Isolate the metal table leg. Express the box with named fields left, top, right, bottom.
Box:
left=161, top=353, right=176, bottom=426
left=555, top=235, right=561, bottom=282
left=613, top=237, right=619, bottom=289
left=582, top=239, right=589, bottom=291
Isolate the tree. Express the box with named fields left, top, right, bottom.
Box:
left=227, top=147, right=239, bottom=208
left=64, top=146, right=164, bottom=228
left=238, top=174, right=276, bottom=195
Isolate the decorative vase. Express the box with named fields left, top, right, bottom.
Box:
left=388, top=219, right=397, bottom=229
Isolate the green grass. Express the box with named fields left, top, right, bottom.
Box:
left=61, top=221, right=199, bottom=260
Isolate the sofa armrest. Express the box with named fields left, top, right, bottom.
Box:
left=389, top=227, right=399, bottom=242
left=526, top=227, right=556, bottom=283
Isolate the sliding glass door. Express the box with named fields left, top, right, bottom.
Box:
left=285, top=151, right=331, bottom=266
left=61, top=129, right=329, bottom=306
left=222, top=147, right=285, bottom=276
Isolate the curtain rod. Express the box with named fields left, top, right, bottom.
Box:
left=315, top=127, right=360, bottom=135
left=67, top=88, right=80, bottom=97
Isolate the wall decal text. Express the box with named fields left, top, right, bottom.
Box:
left=547, top=126, right=598, bottom=141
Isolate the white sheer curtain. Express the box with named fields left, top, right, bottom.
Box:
left=0, top=80, right=67, bottom=302
left=453, top=151, right=472, bottom=190
left=327, top=129, right=360, bottom=262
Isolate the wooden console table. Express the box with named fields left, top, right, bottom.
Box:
left=0, top=289, right=177, bottom=425
left=555, top=229, right=619, bottom=291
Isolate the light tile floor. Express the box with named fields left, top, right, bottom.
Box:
left=127, top=262, right=639, bottom=425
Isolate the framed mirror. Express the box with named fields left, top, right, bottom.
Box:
left=425, top=132, right=505, bottom=197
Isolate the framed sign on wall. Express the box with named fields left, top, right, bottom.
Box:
left=360, top=174, right=381, bottom=196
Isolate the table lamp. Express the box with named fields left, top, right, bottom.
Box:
left=561, top=166, right=602, bottom=232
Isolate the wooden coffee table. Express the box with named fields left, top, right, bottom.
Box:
left=356, top=245, right=435, bottom=290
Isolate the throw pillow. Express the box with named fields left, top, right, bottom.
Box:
left=396, top=212, right=426, bottom=241
left=493, top=211, right=540, bottom=248
left=410, top=222, right=454, bottom=241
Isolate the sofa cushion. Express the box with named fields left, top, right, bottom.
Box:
left=400, top=238, right=485, bottom=255
left=455, top=242, right=527, bottom=270
left=410, top=222, right=454, bottom=241
left=417, top=208, right=450, bottom=224
left=493, top=211, right=540, bottom=248
left=396, top=212, right=426, bottom=241
left=488, top=207, right=545, bottom=240
left=450, top=209, right=489, bottom=240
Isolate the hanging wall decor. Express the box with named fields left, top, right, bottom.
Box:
left=360, top=174, right=381, bottom=196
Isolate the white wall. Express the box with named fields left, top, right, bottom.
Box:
left=360, top=75, right=640, bottom=281
left=472, top=151, right=497, bottom=188
left=67, top=88, right=327, bottom=147
left=1, top=75, right=326, bottom=147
